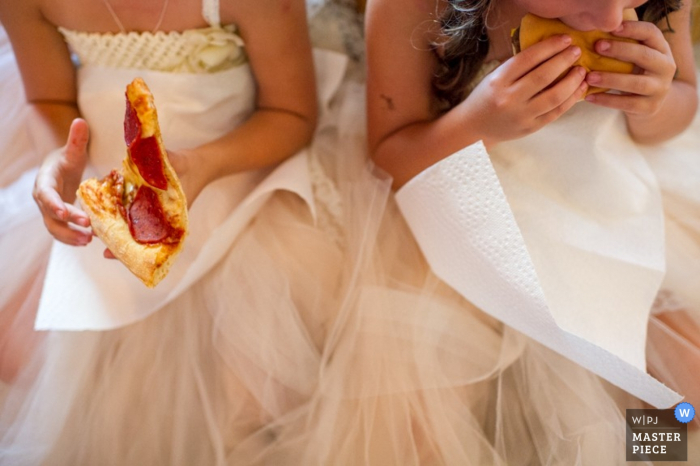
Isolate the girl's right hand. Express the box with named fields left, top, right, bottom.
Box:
left=465, top=34, right=589, bottom=147
left=33, top=118, right=92, bottom=246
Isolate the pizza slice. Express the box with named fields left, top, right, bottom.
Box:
left=77, top=77, right=188, bottom=288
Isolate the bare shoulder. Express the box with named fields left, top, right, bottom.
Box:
left=220, top=0, right=310, bottom=50
left=0, top=0, right=76, bottom=102
left=367, top=0, right=442, bottom=39
left=0, top=0, right=41, bottom=24
left=221, top=0, right=308, bottom=28
left=220, top=0, right=315, bottom=117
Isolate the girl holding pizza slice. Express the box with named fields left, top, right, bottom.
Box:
left=0, top=0, right=386, bottom=463
left=1, top=0, right=698, bottom=464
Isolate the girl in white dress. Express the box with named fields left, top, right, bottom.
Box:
left=0, top=0, right=374, bottom=464
left=327, top=0, right=700, bottom=463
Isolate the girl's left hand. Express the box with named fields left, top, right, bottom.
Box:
left=584, top=19, right=676, bottom=117
left=164, top=148, right=207, bottom=210
left=104, top=148, right=201, bottom=260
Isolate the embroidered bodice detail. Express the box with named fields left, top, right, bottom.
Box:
left=59, top=25, right=246, bottom=73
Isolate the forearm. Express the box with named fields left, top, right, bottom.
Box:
left=372, top=107, right=484, bottom=189
left=27, top=102, right=81, bottom=159
left=626, top=79, right=698, bottom=144
left=182, top=108, right=316, bottom=189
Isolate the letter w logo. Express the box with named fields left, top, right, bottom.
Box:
left=680, top=409, right=691, bottom=417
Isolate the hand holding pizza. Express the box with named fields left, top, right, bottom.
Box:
left=584, top=19, right=677, bottom=117
left=464, top=34, right=587, bottom=148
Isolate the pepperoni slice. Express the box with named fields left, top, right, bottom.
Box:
left=129, top=136, right=168, bottom=190
left=124, top=96, right=168, bottom=190
left=124, top=98, right=140, bottom=147
left=127, top=186, right=169, bottom=244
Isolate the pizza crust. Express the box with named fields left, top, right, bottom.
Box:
left=77, top=176, right=179, bottom=288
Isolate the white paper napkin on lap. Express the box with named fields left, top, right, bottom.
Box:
left=396, top=126, right=680, bottom=408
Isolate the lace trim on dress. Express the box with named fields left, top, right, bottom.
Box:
left=308, top=152, right=346, bottom=250
left=59, top=25, right=246, bottom=73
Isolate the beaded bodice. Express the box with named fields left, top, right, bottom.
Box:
left=59, top=25, right=246, bottom=73
left=58, top=0, right=246, bottom=73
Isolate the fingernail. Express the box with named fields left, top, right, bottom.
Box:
left=587, top=72, right=601, bottom=84
left=77, top=217, right=90, bottom=227
left=577, top=67, right=587, bottom=77
left=571, top=46, right=581, bottom=57
left=585, top=94, right=596, bottom=102
left=562, top=34, right=572, bottom=45
left=614, top=24, right=624, bottom=34
left=598, top=41, right=610, bottom=52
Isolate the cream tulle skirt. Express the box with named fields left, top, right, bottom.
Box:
left=2, top=28, right=700, bottom=466
left=642, top=73, right=700, bottom=419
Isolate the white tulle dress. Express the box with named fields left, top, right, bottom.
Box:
left=251, top=25, right=700, bottom=466
left=391, top=50, right=700, bottom=463
left=0, top=1, right=373, bottom=464
left=1, top=0, right=699, bottom=462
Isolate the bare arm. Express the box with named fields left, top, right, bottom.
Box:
left=0, top=0, right=91, bottom=245
left=173, top=0, right=318, bottom=205
left=366, top=0, right=586, bottom=189
left=365, top=0, right=467, bottom=188
left=0, top=0, right=79, bottom=150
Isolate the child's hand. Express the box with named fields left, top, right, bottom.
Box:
left=165, top=149, right=205, bottom=209
left=101, top=148, right=194, bottom=262
left=102, top=150, right=193, bottom=259
left=584, top=20, right=676, bottom=117
left=465, top=35, right=588, bottom=147
left=33, top=118, right=92, bottom=246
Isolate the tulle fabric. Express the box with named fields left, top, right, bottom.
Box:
left=296, top=213, right=629, bottom=465
left=0, top=7, right=346, bottom=464
left=640, top=64, right=700, bottom=418
left=1, top=9, right=699, bottom=466
left=0, top=47, right=631, bottom=466
left=0, top=27, right=53, bottom=389
left=224, top=77, right=632, bottom=465
left=1, top=192, right=346, bottom=466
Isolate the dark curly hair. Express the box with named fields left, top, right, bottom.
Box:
left=432, top=0, right=683, bottom=110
